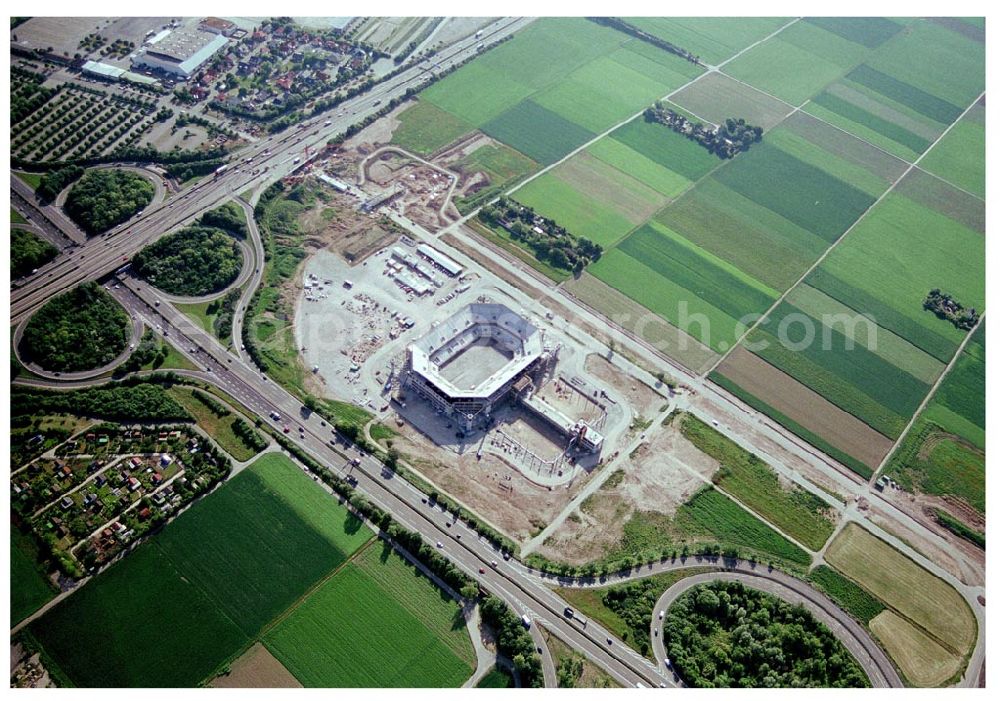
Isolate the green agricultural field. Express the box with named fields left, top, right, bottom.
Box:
left=513, top=150, right=667, bottom=245
left=917, top=102, right=985, bottom=198
left=624, top=17, right=791, bottom=65
left=421, top=17, right=704, bottom=163
left=390, top=100, right=474, bottom=156
left=747, top=301, right=933, bottom=436
left=674, top=488, right=812, bottom=567
left=810, top=193, right=984, bottom=354
left=804, top=17, right=907, bottom=48
left=680, top=414, right=835, bottom=551
left=611, top=486, right=812, bottom=569
left=609, top=118, right=720, bottom=181
left=512, top=171, right=634, bottom=247
left=724, top=20, right=879, bottom=105
left=883, top=328, right=985, bottom=513
left=533, top=53, right=681, bottom=133
left=265, top=545, right=473, bottom=687
left=710, top=370, right=876, bottom=479
left=656, top=178, right=828, bottom=291
left=805, top=93, right=930, bottom=161
left=590, top=221, right=777, bottom=353
left=670, top=72, right=791, bottom=130
left=482, top=100, right=595, bottom=165
left=713, top=141, right=876, bottom=242
left=11, top=528, right=58, bottom=625
left=586, top=136, right=691, bottom=199
left=863, top=20, right=984, bottom=117
left=452, top=142, right=537, bottom=212
left=27, top=545, right=248, bottom=687
left=807, top=565, right=887, bottom=624
left=784, top=285, right=944, bottom=384
left=894, top=169, right=984, bottom=235
left=155, top=453, right=372, bottom=636
left=781, top=109, right=909, bottom=182
left=763, top=126, right=892, bottom=197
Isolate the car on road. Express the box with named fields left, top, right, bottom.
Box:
left=436, top=541, right=443, bottom=549
left=283, top=426, right=290, bottom=433
left=478, top=567, right=485, bottom=574
left=564, top=607, right=574, bottom=618
left=658, top=610, right=664, bottom=620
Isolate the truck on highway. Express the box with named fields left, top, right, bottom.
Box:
left=475, top=29, right=483, bottom=38
left=214, top=164, right=230, bottom=178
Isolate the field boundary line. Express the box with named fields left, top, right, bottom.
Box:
left=715, top=69, right=986, bottom=203
left=703, top=89, right=986, bottom=379
left=449, top=17, right=803, bottom=223
left=868, top=311, right=986, bottom=484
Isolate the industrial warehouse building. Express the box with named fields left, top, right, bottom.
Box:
left=132, top=26, right=229, bottom=79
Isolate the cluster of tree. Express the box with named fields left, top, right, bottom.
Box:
left=11, top=229, right=58, bottom=279
left=479, top=197, right=603, bottom=273
left=164, top=157, right=226, bottom=184
left=645, top=103, right=763, bottom=158
left=192, top=388, right=230, bottom=417
left=200, top=201, right=248, bottom=238
left=207, top=287, right=242, bottom=341
left=923, top=288, right=979, bottom=330
left=117, top=329, right=168, bottom=374
left=132, top=225, right=243, bottom=297
left=232, top=417, right=268, bottom=452
left=600, top=575, right=680, bottom=655
left=20, top=282, right=129, bottom=372
left=665, top=580, right=869, bottom=688
left=11, top=66, right=55, bottom=124
left=36, top=164, right=84, bottom=201
left=11, top=378, right=191, bottom=423
left=589, top=17, right=700, bottom=64
left=14, top=143, right=228, bottom=171
left=479, top=596, right=544, bottom=687
left=557, top=654, right=585, bottom=687
left=64, top=169, right=155, bottom=234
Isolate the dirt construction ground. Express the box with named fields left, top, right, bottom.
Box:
left=389, top=422, right=595, bottom=542
left=535, top=416, right=718, bottom=565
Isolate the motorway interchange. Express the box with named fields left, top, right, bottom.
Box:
left=9, top=17, right=984, bottom=689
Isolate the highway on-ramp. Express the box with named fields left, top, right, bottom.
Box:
left=10, top=17, right=532, bottom=325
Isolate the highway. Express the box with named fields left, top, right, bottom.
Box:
left=105, top=276, right=672, bottom=688
left=9, top=14, right=980, bottom=688
left=10, top=16, right=533, bottom=324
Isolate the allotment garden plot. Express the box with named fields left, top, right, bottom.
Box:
left=26, top=452, right=477, bottom=688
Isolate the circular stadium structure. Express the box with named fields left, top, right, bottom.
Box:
left=403, top=302, right=551, bottom=432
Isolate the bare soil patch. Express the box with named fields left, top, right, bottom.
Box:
left=583, top=353, right=666, bottom=420
left=536, top=419, right=715, bottom=565
left=390, top=417, right=591, bottom=542
left=211, top=643, right=302, bottom=688
left=716, top=347, right=893, bottom=468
